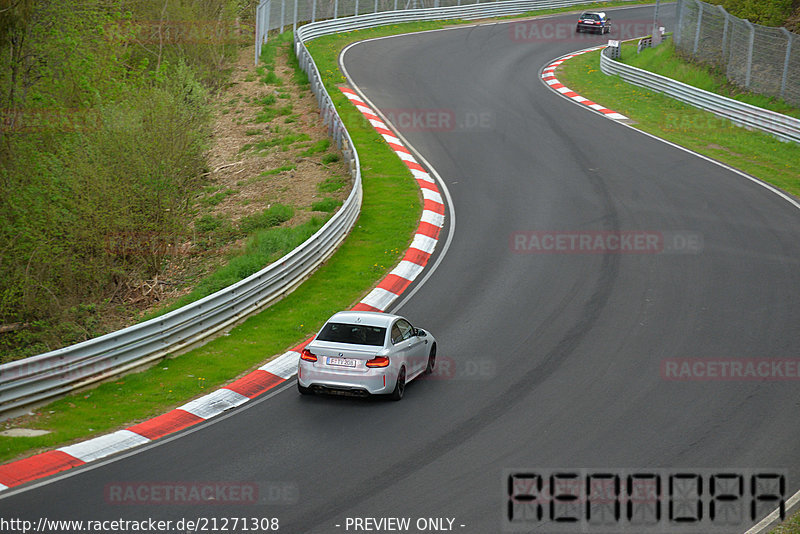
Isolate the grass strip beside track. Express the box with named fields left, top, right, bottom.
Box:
left=0, top=31, right=421, bottom=465
left=622, top=40, right=800, bottom=119
left=0, top=0, right=698, bottom=465
left=771, top=508, right=800, bottom=534
left=557, top=41, right=800, bottom=197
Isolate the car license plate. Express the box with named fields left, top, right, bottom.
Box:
left=327, top=357, right=357, bottom=368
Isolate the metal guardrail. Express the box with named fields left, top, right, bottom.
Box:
left=295, top=0, right=596, bottom=40
left=0, top=0, right=606, bottom=417
left=637, top=35, right=653, bottom=53
left=0, top=77, right=363, bottom=418
left=257, top=0, right=599, bottom=64
left=600, top=46, right=800, bottom=144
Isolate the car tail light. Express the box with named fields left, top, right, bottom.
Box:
left=366, top=356, right=390, bottom=368
left=300, top=348, right=317, bottom=362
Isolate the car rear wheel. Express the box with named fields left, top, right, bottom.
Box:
left=425, top=343, right=436, bottom=374
left=389, top=367, right=405, bottom=401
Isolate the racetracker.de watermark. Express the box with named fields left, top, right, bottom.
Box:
left=1, top=108, right=102, bottom=134
left=509, top=19, right=659, bottom=42
left=383, top=108, right=495, bottom=133
left=105, top=19, right=243, bottom=45
left=661, top=359, right=800, bottom=381
left=104, top=481, right=298, bottom=505
left=510, top=231, right=703, bottom=254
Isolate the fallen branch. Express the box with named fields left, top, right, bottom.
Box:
left=213, top=161, right=244, bottom=173
left=0, top=323, right=31, bottom=334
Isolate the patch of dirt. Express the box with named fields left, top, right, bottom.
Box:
left=107, top=41, right=352, bottom=320
left=203, top=43, right=350, bottom=227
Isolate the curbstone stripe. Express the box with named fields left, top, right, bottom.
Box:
left=0, top=83, right=446, bottom=493
left=541, top=46, right=629, bottom=121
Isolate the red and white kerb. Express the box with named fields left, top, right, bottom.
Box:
left=340, top=86, right=445, bottom=313
left=0, top=86, right=445, bottom=492
left=541, top=46, right=628, bottom=121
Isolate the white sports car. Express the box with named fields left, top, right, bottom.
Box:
left=297, top=311, right=436, bottom=400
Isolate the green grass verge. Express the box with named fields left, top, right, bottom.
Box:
left=0, top=29, right=421, bottom=465
left=622, top=40, right=800, bottom=119
left=0, top=1, right=686, bottom=463
left=771, top=508, right=800, bottom=534
left=557, top=42, right=800, bottom=197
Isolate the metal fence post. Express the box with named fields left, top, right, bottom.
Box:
left=312, top=0, right=317, bottom=22
left=280, top=0, right=285, bottom=33
left=355, top=0, right=359, bottom=16
left=674, top=0, right=684, bottom=46
left=334, top=0, right=338, bottom=19
left=744, top=19, right=754, bottom=88
left=262, top=0, right=272, bottom=44
left=255, top=3, right=262, bottom=65
left=719, top=5, right=729, bottom=62
left=293, top=0, right=298, bottom=31
left=692, top=0, right=703, bottom=55
left=394, top=0, right=398, bottom=10
left=374, top=0, right=378, bottom=13
left=780, top=28, right=793, bottom=99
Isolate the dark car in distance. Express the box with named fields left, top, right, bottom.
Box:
left=576, top=12, right=612, bottom=34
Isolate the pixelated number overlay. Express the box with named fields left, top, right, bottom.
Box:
left=503, top=468, right=786, bottom=533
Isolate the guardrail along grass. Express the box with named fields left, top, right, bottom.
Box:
left=558, top=42, right=800, bottom=197
left=771, top=508, right=800, bottom=534
left=622, top=40, right=800, bottom=119
left=0, top=30, right=420, bottom=465
left=0, top=1, right=673, bottom=464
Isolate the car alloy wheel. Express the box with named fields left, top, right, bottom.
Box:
left=425, top=344, right=436, bottom=374
left=390, top=367, right=406, bottom=401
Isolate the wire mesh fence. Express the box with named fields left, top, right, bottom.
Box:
left=674, top=0, right=799, bottom=107
left=255, top=0, right=515, bottom=63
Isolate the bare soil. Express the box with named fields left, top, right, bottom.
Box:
left=106, top=41, right=352, bottom=323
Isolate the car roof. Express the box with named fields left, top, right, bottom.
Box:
left=325, top=311, right=401, bottom=328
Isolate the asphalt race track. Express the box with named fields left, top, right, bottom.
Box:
left=2, top=4, right=799, bottom=534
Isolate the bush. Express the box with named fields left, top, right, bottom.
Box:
left=0, top=0, right=238, bottom=359
left=312, top=197, right=342, bottom=213
left=239, top=204, right=294, bottom=233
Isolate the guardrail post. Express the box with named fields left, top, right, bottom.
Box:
left=779, top=28, right=793, bottom=100
left=744, top=20, right=754, bottom=88
left=692, top=0, right=703, bottom=55
left=293, top=0, right=298, bottom=31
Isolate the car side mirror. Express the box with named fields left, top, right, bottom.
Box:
left=415, top=328, right=427, bottom=337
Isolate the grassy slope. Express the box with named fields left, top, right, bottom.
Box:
left=6, top=1, right=797, bottom=468
left=622, top=40, right=800, bottom=118
left=559, top=38, right=800, bottom=534
left=0, top=34, right=420, bottom=464
left=557, top=41, right=800, bottom=197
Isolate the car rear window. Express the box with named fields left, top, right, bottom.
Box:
left=317, top=323, right=387, bottom=346
left=581, top=13, right=601, bottom=20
